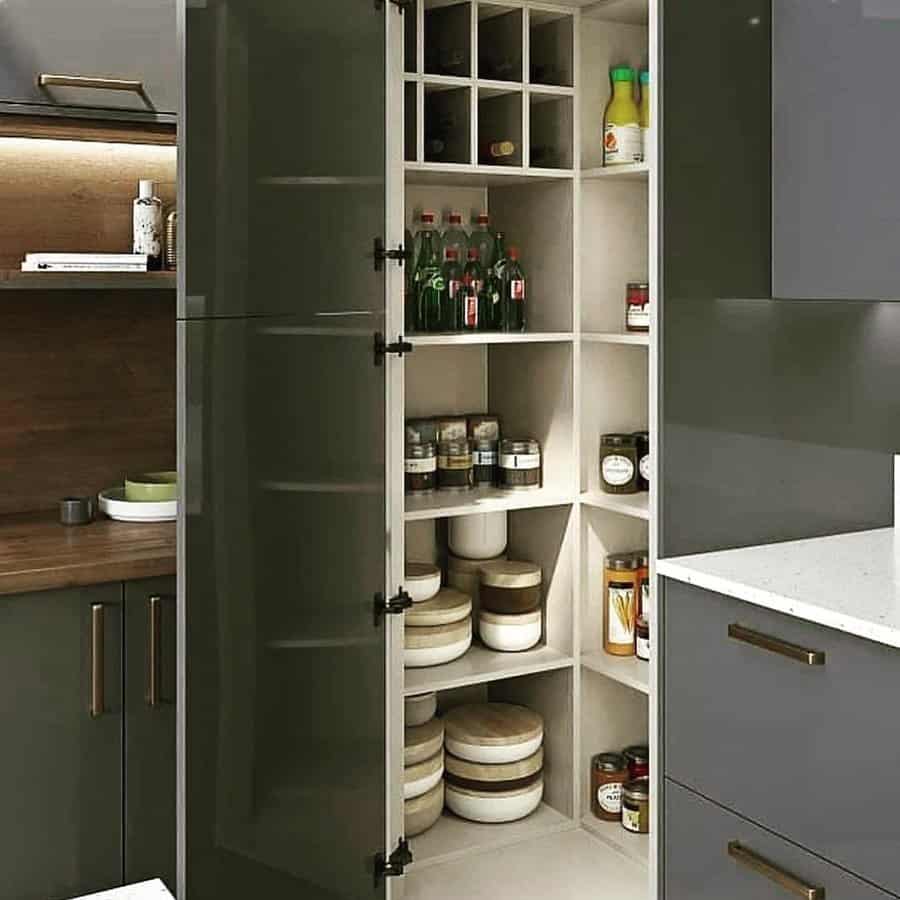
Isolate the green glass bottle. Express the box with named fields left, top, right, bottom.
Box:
left=441, top=248, right=464, bottom=331
left=415, top=227, right=443, bottom=332
left=463, top=248, right=485, bottom=331
left=503, top=246, right=526, bottom=333
left=485, top=231, right=509, bottom=331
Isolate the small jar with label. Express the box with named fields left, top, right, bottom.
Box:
left=499, top=439, right=542, bottom=491
left=623, top=745, right=649, bottom=780
left=635, top=616, right=650, bottom=661
left=636, top=551, right=649, bottom=618
left=405, top=442, right=437, bottom=495
left=438, top=440, right=474, bottom=491
left=604, top=553, right=639, bottom=656
left=472, top=440, right=498, bottom=487
left=633, top=430, right=650, bottom=491
left=591, top=753, right=629, bottom=822
left=467, top=414, right=500, bottom=444
left=622, top=777, right=650, bottom=834
left=599, top=434, right=639, bottom=494
left=625, top=282, right=650, bottom=332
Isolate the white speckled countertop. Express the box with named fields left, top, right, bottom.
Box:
left=657, top=528, right=900, bottom=649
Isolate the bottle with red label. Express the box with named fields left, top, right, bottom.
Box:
left=503, top=246, right=526, bottom=333
left=462, top=248, right=485, bottom=331
left=441, top=248, right=464, bottom=331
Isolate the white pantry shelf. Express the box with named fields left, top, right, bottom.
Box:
left=580, top=491, right=649, bottom=520
left=581, top=331, right=650, bottom=346
left=582, top=162, right=649, bottom=182
left=405, top=487, right=576, bottom=521
left=581, top=650, right=649, bottom=695
left=581, top=815, right=650, bottom=867
left=408, top=331, right=574, bottom=346
left=405, top=162, right=575, bottom=186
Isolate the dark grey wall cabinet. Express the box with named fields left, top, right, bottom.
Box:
left=0, top=584, right=123, bottom=900
left=665, top=579, right=900, bottom=896
left=666, top=780, right=894, bottom=900
left=773, top=0, right=900, bottom=300
left=125, top=577, right=176, bottom=892
left=0, top=0, right=176, bottom=117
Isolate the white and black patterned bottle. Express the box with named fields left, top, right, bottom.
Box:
left=133, top=180, right=163, bottom=271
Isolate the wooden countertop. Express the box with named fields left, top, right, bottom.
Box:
left=0, top=511, right=176, bottom=597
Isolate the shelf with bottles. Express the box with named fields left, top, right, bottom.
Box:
left=478, top=87, right=523, bottom=168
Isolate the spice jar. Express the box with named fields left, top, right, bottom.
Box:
left=406, top=443, right=437, bottom=495
left=591, top=753, right=629, bottom=822
left=437, top=441, right=474, bottom=491
left=623, top=745, right=649, bottom=780
left=636, top=551, right=649, bottom=618
left=499, top=439, right=542, bottom=490
left=599, top=434, right=639, bottom=494
left=635, top=616, right=650, bottom=661
left=406, top=418, right=438, bottom=446
left=467, top=414, right=501, bottom=443
left=621, top=777, right=650, bottom=834
left=437, top=417, right=468, bottom=444
left=625, top=282, right=650, bottom=333
left=633, top=431, right=650, bottom=491
left=604, top=553, right=639, bottom=656
left=472, top=440, right=498, bottom=487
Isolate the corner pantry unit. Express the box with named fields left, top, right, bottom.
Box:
left=178, top=1, right=657, bottom=899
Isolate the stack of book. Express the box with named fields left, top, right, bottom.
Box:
left=21, top=253, right=150, bottom=272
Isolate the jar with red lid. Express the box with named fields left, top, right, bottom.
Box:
left=623, top=744, right=649, bottom=780
left=625, top=282, right=650, bottom=332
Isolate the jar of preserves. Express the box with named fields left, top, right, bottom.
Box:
left=622, top=777, right=650, bottom=834
left=499, top=439, right=542, bottom=491
left=472, top=440, right=498, bottom=487
left=635, top=616, right=650, bottom=661
left=633, top=430, right=650, bottom=490
left=604, top=553, right=639, bottom=656
left=623, top=745, right=649, bottom=780
left=599, top=434, right=639, bottom=494
left=406, top=442, right=437, bottom=495
left=591, top=753, right=629, bottom=822
left=636, top=551, right=649, bottom=618
left=437, top=441, right=474, bottom=491
left=625, top=282, right=650, bottom=332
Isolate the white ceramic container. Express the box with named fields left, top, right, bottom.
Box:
left=404, top=618, right=472, bottom=668
left=445, top=777, right=544, bottom=823
left=443, top=703, right=544, bottom=764
left=405, top=781, right=444, bottom=837
left=404, top=748, right=444, bottom=800
left=406, top=562, right=442, bottom=604
left=478, top=609, right=542, bottom=652
left=405, top=691, right=437, bottom=727
left=448, top=511, right=508, bottom=560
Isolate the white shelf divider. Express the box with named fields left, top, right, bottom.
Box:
left=581, top=649, right=649, bottom=695
left=408, top=331, right=574, bottom=346
left=580, top=491, right=649, bottom=520
left=582, top=162, right=649, bottom=182
left=405, top=487, right=576, bottom=522
left=581, top=331, right=650, bottom=346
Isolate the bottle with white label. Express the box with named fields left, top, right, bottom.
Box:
left=599, top=433, right=640, bottom=494
left=133, top=180, right=163, bottom=271
left=603, top=67, right=642, bottom=167
left=604, top=553, right=639, bottom=656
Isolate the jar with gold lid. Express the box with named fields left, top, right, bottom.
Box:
left=603, top=553, right=639, bottom=656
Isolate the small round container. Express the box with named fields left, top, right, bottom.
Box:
left=405, top=780, right=444, bottom=837
left=599, top=434, right=639, bottom=494
left=636, top=616, right=650, bottom=661
left=405, top=717, right=445, bottom=767
left=405, top=692, right=437, bottom=727
left=406, top=588, right=472, bottom=628
left=623, top=745, right=649, bottom=780
left=124, top=471, right=178, bottom=502
left=404, top=748, right=445, bottom=800
left=444, top=747, right=543, bottom=792
left=472, top=439, right=499, bottom=487
left=447, top=552, right=507, bottom=614
left=625, top=282, right=650, bottom=333
left=480, top=560, right=542, bottom=615
left=478, top=609, right=542, bottom=652
left=633, top=431, right=650, bottom=490
left=405, top=443, right=437, bottom=495
left=622, top=777, right=650, bottom=834
left=448, top=511, right=508, bottom=560
left=591, top=752, right=629, bottom=822
left=437, top=440, right=474, bottom=492
left=59, top=496, right=95, bottom=526
left=404, top=618, right=472, bottom=668
left=445, top=776, right=544, bottom=824
left=406, top=562, right=441, bottom=604
left=498, top=439, right=542, bottom=491
left=443, top=703, right=543, bottom=765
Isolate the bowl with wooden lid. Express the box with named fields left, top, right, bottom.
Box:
left=479, top=560, right=542, bottom=615
left=405, top=780, right=444, bottom=837
left=444, top=746, right=543, bottom=794
left=443, top=703, right=543, bottom=764
left=406, top=562, right=441, bottom=604
left=405, top=717, right=444, bottom=767
left=478, top=609, right=542, bottom=652
left=405, top=691, right=437, bottom=727
left=404, top=619, right=472, bottom=668
left=404, top=747, right=444, bottom=800
left=445, top=776, right=544, bottom=823
left=405, top=588, right=472, bottom=628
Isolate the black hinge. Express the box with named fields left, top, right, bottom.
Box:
left=374, top=838, right=413, bottom=885
left=374, top=237, right=412, bottom=272
left=374, top=0, right=415, bottom=12
left=373, top=332, right=413, bottom=367
left=374, top=588, right=413, bottom=626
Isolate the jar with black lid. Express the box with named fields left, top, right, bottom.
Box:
left=405, top=442, right=437, bottom=495
left=499, top=439, right=542, bottom=490
left=622, top=777, right=650, bottom=833
left=599, top=433, right=639, bottom=494
left=472, top=439, right=498, bottom=487
left=633, top=431, right=650, bottom=491
left=438, top=440, right=474, bottom=491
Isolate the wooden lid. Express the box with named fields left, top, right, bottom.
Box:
left=405, top=588, right=472, bottom=627
left=448, top=552, right=507, bottom=575
left=405, top=779, right=444, bottom=816
left=404, top=617, right=471, bottom=650
left=405, top=717, right=445, bottom=766
left=445, top=747, right=543, bottom=783
left=443, top=703, right=543, bottom=747
left=480, top=560, right=542, bottom=589
left=405, top=747, right=444, bottom=783
left=406, top=562, right=440, bottom=582
left=445, top=775, right=543, bottom=800
left=478, top=608, right=542, bottom=626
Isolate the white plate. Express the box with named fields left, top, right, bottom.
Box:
left=99, top=488, right=177, bottom=523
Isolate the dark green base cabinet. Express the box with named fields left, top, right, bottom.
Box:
left=0, top=577, right=175, bottom=900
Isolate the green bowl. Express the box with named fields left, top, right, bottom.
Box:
left=125, top=471, right=178, bottom=502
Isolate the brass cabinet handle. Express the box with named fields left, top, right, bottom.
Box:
left=728, top=841, right=825, bottom=899
left=148, top=596, right=162, bottom=707
left=90, top=604, right=105, bottom=718
left=38, top=73, right=145, bottom=94
left=728, top=624, right=825, bottom=666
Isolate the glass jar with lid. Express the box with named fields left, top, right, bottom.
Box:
left=623, top=744, right=649, bottom=780
left=438, top=440, right=474, bottom=491
left=625, top=282, right=650, bottom=332
left=591, top=752, right=629, bottom=822
left=633, top=430, right=650, bottom=490
left=599, top=434, right=639, bottom=494
left=622, top=777, right=650, bottom=833
left=603, top=553, right=639, bottom=656
left=499, top=439, right=542, bottom=490
left=405, top=442, right=437, bottom=495
left=472, top=439, right=498, bottom=487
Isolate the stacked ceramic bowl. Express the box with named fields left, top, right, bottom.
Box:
left=447, top=512, right=508, bottom=615
left=443, top=703, right=545, bottom=823
left=404, top=694, right=444, bottom=837
left=404, top=574, right=473, bottom=668
left=478, top=560, right=543, bottom=652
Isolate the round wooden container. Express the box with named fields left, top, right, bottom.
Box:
left=443, top=703, right=544, bottom=764
left=405, top=691, right=437, bottom=727
left=406, top=562, right=442, bottom=604
left=405, top=717, right=444, bottom=767
left=404, top=747, right=445, bottom=800
left=479, top=561, right=542, bottom=615
left=447, top=552, right=507, bottom=614
left=445, top=776, right=544, bottom=823
left=404, top=618, right=472, bottom=668
left=405, top=588, right=472, bottom=628
left=478, top=609, right=542, bottom=652
left=405, top=780, right=444, bottom=837
left=444, top=746, right=543, bottom=793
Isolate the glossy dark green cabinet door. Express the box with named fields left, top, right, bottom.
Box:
left=0, top=585, right=123, bottom=900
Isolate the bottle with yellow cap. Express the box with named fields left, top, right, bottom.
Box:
left=603, top=67, right=641, bottom=167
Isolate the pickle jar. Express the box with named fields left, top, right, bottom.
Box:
left=405, top=442, right=437, bottom=495
left=437, top=440, right=474, bottom=491
left=499, top=439, right=542, bottom=490
left=472, top=439, right=498, bottom=487
left=603, top=553, right=639, bottom=656
left=599, top=434, right=639, bottom=494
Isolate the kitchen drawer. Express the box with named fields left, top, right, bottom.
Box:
left=666, top=779, right=895, bottom=900
left=665, top=579, right=900, bottom=895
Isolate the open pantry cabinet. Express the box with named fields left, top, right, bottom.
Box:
left=389, top=0, right=659, bottom=897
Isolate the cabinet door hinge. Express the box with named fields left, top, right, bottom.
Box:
left=374, top=838, right=413, bottom=885
left=374, top=237, right=412, bottom=272
left=374, top=0, right=415, bottom=12
left=374, top=588, right=413, bottom=626
left=373, top=332, right=413, bottom=367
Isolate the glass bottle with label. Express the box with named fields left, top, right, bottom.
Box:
left=443, top=212, right=469, bottom=264
left=591, top=753, right=629, bottom=822
left=599, top=434, right=639, bottom=494
left=503, top=247, right=526, bottom=333
left=604, top=553, right=639, bottom=656
left=485, top=232, right=509, bottom=331
left=414, top=215, right=444, bottom=333
left=441, top=248, right=464, bottom=331
left=639, top=70, right=651, bottom=163
left=469, top=213, right=495, bottom=271
left=462, top=248, right=485, bottom=332
left=604, top=67, right=642, bottom=167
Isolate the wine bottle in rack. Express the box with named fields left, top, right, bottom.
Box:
left=480, top=140, right=517, bottom=164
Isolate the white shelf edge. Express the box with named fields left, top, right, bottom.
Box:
left=407, top=331, right=574, bottom=346
left=581, top=331, right=650, bottom=346
left=405, top=488, right=577, bottom=521
left=581, top=163, right=650, bottom=181
left=581, top=650, right=650, bottom=695
left=580, top=491, right=650, bottom=520
left=581, top=815, right=650, bottom=868
left=404, top=161, right=575, bottom=184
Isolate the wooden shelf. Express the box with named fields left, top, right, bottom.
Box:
left=582, top=163, right=649, bottom=182
left=582, top=331, right=649, bottom=346
left=580, top=491, right=649, bottom=520
left=581, top=815, right=650, bottom=867
left=408, top=332, right=574, bottom=347
left=581, top=650, right=649, bottom=695
left=0, top=270, right=176, bottom=291
left=405, top=487, right=576, bottom=522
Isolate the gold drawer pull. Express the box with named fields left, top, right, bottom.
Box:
left=39, top=73, right=145, bottom=94
left=728, top=841, right=825, bottom=899
left=728, top=624, right=825, bottom=666
left=90, top=603, right=105, bottom=718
